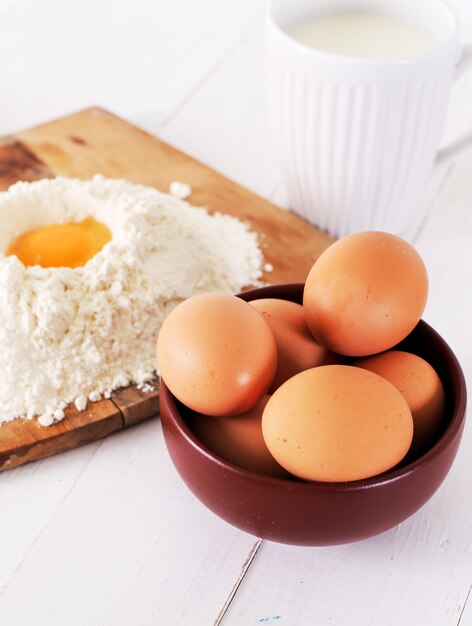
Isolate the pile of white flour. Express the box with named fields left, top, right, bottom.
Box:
left=0, top=175, right=265, bottom=426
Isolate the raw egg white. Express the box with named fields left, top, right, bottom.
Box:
left=303, top=232, right=428, bottom=356
left=156, top=293, right=277, bottom=416
left=354, top=350, right=445, bottom=459
left=190, top=395, right=290, bottom=478
left=250, top=298, right=342, bottom=392
left=262, top=365, right=413, bottom=482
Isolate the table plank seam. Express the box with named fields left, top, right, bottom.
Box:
left=157, top=5, right=266, bottom=134
left=213, top=538, right=263, bottom=626
left=457, top=584, right=472, bottom=626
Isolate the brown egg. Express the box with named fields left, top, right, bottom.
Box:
left=190, top=396, right=290, bottom=478
left=249, top=298, right=342, bottom=392
left=156, top=292, right=277, bottom=416
left=303, top=232, right=428, bottom=356
left=354, top=350, right=445, bottom=459
left=262, top=365, right=413, bottom=482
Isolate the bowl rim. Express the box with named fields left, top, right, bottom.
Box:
left=160, top=283, right=467, bottom=493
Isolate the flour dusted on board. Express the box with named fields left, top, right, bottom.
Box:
left=0, top=175, right=265, bottom=426
left=169, top=180, right=192, bottom=200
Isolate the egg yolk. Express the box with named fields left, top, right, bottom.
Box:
left=6, top=217, right=112, bottom=268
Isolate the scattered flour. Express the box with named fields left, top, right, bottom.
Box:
left=169, top=180, right=192, bottom=200
left=0, top=175, right=264, bottom=426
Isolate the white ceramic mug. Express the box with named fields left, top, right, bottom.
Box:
left=266, top=0, right=472, bottom=237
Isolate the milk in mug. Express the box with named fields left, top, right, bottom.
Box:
left=289, top=12, right=436, bottom=59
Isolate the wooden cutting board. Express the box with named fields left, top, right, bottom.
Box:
left=0, top=107, right=333, bottom=471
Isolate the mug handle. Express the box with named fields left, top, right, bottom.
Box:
left=435, top=43, right=472, bottom=170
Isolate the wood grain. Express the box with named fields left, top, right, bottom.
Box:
left=0, top=107, right=333, bottom=471
left=0, top=138, right=53, bottom=189
left=0, top=400, right=123, bottom=472
left=111, top=378, right=159, bottom=428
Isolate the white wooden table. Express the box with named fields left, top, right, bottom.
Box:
left=1, top=1, right=471, bottom=624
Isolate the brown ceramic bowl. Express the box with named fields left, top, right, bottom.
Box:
left=159, top=284, right=467, bottom=546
